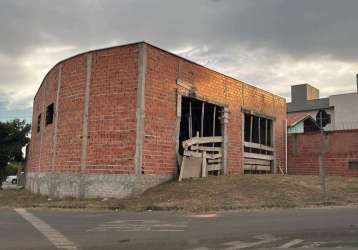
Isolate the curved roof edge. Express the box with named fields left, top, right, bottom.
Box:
left=33, top=41, right=287, bottom=102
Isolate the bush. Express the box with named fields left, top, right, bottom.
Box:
left=5, top=162, right=19, bottom=176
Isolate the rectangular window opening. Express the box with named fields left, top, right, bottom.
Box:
left=46, top=103, right=54, bottom=125
left=37, top=114, right=41, bottom=133
left=349, top=161, right=358, bottom=171
left=243, top=112, right=274, bottom=175
left=244, top=113, right=273, bottom=147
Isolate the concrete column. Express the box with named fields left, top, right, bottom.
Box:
left=38, top=82, right=46, bottom=172
left=78, top=54, right=93, bottom=198
left=135, top=43, right=147, bottom=176
left=221, top=107, right=229, bottom=175
left=51, top=64, right=63, bottom=171
left=80, top=54, right=92, bottom=173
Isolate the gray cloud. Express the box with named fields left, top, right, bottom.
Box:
left=1, top=0, right=358, bottom=120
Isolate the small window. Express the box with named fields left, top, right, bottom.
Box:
left=37, top=114, right=41, bottom=132
left=46, top=103, right=54, bottom=125
left=349, top=161, right=358, bottom=170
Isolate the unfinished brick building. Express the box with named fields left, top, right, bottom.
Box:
left=26, top=42, right=287, bottom=198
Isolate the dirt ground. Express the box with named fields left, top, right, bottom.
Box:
left=1, top=175, right=358, bottom=212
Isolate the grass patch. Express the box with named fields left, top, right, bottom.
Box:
left=1, top=175, right=358, bottom=212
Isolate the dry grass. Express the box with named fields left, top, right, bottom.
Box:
left=1, top=175, right=358, bottom=212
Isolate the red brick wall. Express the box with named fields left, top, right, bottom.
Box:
left=143, top=44, right=287, bottom=175
left=27, top=81, right=45, bottom=172
left=28, top=44, right=138, bottom=175
left=55, top=55, right=86, bottom=172
left=27, top=55, right=87, bottom=173
left=86, top=46, right=138, bottom=174
left=39, top=65, right=59, bottom=172
left=288, top=129, right=358, bottom=176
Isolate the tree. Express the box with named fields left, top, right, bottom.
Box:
left=0, top=119, right=31, bottom=189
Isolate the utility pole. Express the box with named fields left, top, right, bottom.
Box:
left=316, top=109, right=331, bottom=199
left=319, top=111, right=326, bottom=199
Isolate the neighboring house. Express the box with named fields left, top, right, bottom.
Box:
left=287, top=114, right=320, bottom=134
left=287, top=83, right=358, bottom=131
left=26, top=42, right=287, bottom=199
left=330, top=92, right=358, bottom=130
left=287, top=82, right=358, bottom=177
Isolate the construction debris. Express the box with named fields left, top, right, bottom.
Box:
left=179, top=133, right=223, bottom=181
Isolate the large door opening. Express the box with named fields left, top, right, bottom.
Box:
left=179, top=96, right=223, bottom=154
left=178, top=96, right=224, bottom=179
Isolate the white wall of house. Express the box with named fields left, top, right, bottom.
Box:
left=329, top=93, right=358, bottom=130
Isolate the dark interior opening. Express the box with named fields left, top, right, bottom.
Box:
left=349, top=161, right=358, bottom=171
left=244, top=113, right=273, bottom=154
left=37, top=114, right=41, bottom=133
left=179, top=96, right=223, bottom=155
left=244, top=113, right=273, bottom=146
left=303, top=119, right=320, bottom=132
left=46, top=103, right=54, bottom=125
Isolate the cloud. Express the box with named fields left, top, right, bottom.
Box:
left=1, top=0, right=358, bottom=120
left=175, top=45, right=358, bottom=100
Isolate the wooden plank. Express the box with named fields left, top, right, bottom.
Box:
left=202, top=151, right=207, bottom=177
left=278, top=165, right=285, bottom=175
left=184, top=150, right=202, bottom=158
left=208, top=159, right=221, bottom=164
left=175, top=94, right=182, bottom=168
left=258, top=117, right=261, bottom=144
left=184, top=150, right=221, bottom=159
left=213, top=106, right=216, bottom=137
left=212, top=106, right=216, bottom=147
left=190, top=145, right=221, bottom=152
left=243, top=152, right=274, bottom=161
left=244, top=158, right=271, bottom=166
left=265, top=119, right=268, bottom=145
left=179, top=156, right=203, bottom=181
left=250, top=115, right=253, bottom=143
left=177, top=154, right=183, bottom=167
left=244, top=164, right=271, bottom=171
left=189, top=100, right=192, bottom=138
left=243, top=142, right=275, bottom=152
left=183, top=136, right=223, bottom=147
left=195, top=131, right=200, bottom=153
left=200, top=102, right=205, bottom=137
left=207, top=164, right=222, bottom=171
left=207, top=152, right=222, bottom=159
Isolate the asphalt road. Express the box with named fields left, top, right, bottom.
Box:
left=0, top=206, right=357, bottom=250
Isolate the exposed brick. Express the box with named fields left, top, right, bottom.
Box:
left=288, top=129, right=358, bottom=176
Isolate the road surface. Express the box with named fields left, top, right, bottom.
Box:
left=0, top=206, right=357, bottom=249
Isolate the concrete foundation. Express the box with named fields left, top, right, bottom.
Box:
left=26, top=172, right=172, bottom=198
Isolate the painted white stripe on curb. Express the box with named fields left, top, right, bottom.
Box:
left=278, top=239, right=304, bottom=248
left=14, top=208, right=78, bottom=250
left=223, top=234, right=279, bottom=249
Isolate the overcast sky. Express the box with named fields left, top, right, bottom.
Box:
left=1, top=0, right=358, bottom=121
